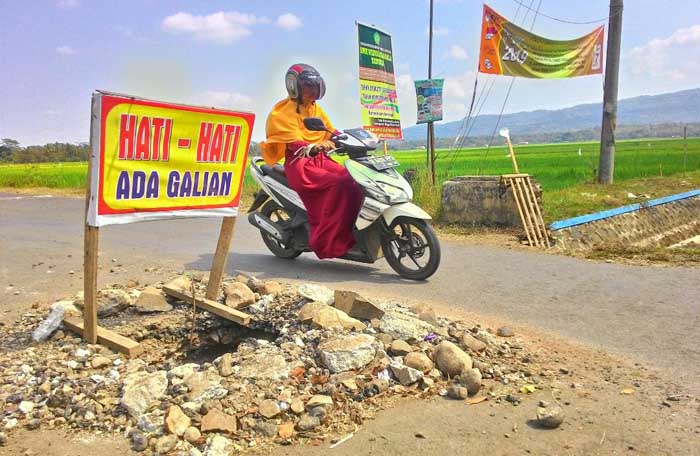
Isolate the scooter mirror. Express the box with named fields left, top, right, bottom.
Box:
left=303, top=117, right=328, bottom=132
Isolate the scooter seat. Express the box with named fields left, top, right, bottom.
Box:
left=260, top=164, right=288, bottom=186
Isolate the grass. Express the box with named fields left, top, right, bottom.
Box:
left=0, top=162, right=88, bottom=188
left=581, top=244, right=700, bottom=266
left=1, top=137, right=699, bottom=222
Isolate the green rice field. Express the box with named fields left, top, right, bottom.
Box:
left=1, top=137, right=699, bottom=221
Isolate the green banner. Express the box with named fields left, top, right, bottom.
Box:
left=414, top=79, right=444, bottom=124
left=357, top=22, right=402, bottom=139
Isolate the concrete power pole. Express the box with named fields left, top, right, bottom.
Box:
left=598, top=0, right=624, bottom=184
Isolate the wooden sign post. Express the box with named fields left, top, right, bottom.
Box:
left=66, top=91, right=255, bottom=355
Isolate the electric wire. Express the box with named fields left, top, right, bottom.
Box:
left=511, top=0, right=618, bottom=25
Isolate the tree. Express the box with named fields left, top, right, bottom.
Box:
left=0, top=138, right=20, bottom=162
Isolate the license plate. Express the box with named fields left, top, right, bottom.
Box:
left=368, top=155, right=400, bottom=170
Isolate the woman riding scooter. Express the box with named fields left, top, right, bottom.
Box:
left=261, top=64, right=364, bottom=259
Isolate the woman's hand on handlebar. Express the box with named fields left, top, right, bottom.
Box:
left=312, top=140, right=335, bottom=153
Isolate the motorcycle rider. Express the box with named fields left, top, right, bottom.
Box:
left=261, top=64, right=364, bottom=259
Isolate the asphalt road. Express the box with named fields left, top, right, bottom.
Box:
left=1, top=193, right=699, bottom=390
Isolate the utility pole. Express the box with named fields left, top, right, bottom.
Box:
left=426, top=0, right=436, bottom=184
left=598, top=0, right=624, bottom=184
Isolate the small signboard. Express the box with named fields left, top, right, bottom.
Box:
left=87, top=91, right=255, bottom=226
left=414, top=79, right=444, bottom=124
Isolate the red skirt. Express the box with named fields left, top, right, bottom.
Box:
left=284, top=149, right=364, bottom=259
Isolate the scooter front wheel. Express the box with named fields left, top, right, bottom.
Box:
left=259, top=201, right=302, bottom=259
left=381, top=217, right=441, bottom=281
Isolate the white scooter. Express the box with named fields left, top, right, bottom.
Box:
left=247, top=117, right=440, bottom=280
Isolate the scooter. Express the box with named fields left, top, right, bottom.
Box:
left=247, top=117, right=440, bottom=280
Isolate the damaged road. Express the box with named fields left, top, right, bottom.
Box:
left=1, top=276, right=698, bottom=455
left=1, top=194, right=699, bottom=389
left=1, top=194, right=700, bottom=454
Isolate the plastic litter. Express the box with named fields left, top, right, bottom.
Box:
left=376, top=368, right=391, bottom=381
left=31, top=306, right=65, bottom=342
left=424, top=332, right=438, bottom=342
left=329, top=433, right=354, bottom=449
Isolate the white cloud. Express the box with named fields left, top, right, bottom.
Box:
left=628, top=24, right=700, bottom=82
left=442, top=71, right=477, bottom=120
left=276, top=13, right=302, bottom=31
left=162, top=11, right=267, bottom=44
left=56, top=45, right=77, bottom=56
left=195, top=91, right=255, bottom=110
left=448, top=44, right=468, bottom=60
left=396, top=73, right=417, bottom=126
left=57, top=0, right=79, bottom=9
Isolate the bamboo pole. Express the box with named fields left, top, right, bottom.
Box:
left=508, top=178, right=534, bottom=246
left=514, top=177, right=541, bottom=247
left=525, top=177, right=550, bottom=247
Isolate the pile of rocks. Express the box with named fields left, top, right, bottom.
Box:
left=0, top=275, right=551, bottom=455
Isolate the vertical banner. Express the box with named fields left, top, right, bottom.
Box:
left=357, top=22, right=402, bottom=139
left=414, top=79, right=444, bottom=124
left=87, top=91, right=255, bottom=227
left=478, top=4, right=604, bottom=79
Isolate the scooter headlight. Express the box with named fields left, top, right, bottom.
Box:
left=363, top=181, right=409, bottom=204
left=377, top=181, right=410, bottom=203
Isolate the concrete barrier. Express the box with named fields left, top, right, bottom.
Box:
left=550, top=190, right=700, bottom=250
left=440, top=175, right=542, bottom=227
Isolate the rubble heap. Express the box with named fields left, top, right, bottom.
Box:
left=0, top=274, right=554, bottom=455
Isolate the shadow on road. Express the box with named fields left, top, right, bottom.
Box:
left=185, top=252, right=430, bottom=286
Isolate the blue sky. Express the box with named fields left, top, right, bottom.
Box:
left=1, top=0, right=699, bottom=145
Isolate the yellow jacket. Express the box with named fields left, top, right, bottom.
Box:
left=261, top=98, right=335, bottom=165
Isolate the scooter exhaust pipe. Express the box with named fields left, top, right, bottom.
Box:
left=247, top=212, right=290, bottom=244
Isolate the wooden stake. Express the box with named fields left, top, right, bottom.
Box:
left=515, top=177, right=541, bottom=246
left=83, top=225, right=99, bottom=343
left=507, top=178, right=533, bottom=246
left=64, top=317, right=142, bottom=357
left=205, top=216, right=237, bottom=300
left=505, top=136, right=520, bottom=174
left=163, top=286, right=251, bottom=326
left=516, top=177, right=543, bottom=246
left=525, top=177, right=551, bottom=247
left=383, top=140, right=388, bottom=157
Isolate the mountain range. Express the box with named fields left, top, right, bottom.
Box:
left=401, top=88, right=700, bottom=141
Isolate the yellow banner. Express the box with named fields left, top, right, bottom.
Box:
left=478, top=4, right=604, bottom=79
left=88, top=92, right=255, bottom=226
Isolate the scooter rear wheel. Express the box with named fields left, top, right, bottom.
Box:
left=259, top=201, right=302, bottom=259
left=381, top=217, right=441, bottom=281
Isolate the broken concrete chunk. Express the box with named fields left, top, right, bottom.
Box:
left=318, top=334, right=376, bottom=373
left=134, top=287, right=172, bottom=313
left=334, top=290, right=385, bottom=321
left=297, top=283, right=334, bottom=305
left=120, top=370, right=168, bottom=417
left=223, top=282, right=255, bottom=309
left=201, top=409, right=237, bottom=434
left=299, top=302, right=366, bottom=331
left=379, top=312, right=433, bottom=341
